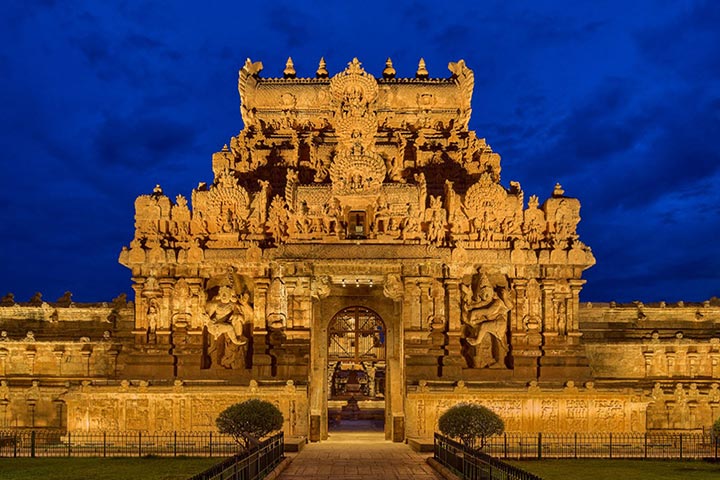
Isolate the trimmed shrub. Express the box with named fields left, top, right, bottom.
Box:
left=713, top=417, right=720, bottom=438
left=438, top=403, right=504, bottom=448
left=216, top=399, right=284, bottom=449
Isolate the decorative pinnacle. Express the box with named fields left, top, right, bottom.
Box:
left=316, top=57, right=328, bottom=78
left=283, top=57, right=296, bottom=79
left=553, top=182, right=565, bottom=197
left=383, top=58, right=396, bottom=79
left=416, top=58, right=429, bottom=78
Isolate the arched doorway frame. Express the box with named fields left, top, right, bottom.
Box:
left=308, top=299, right=404, bottom=442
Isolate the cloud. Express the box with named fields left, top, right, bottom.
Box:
left=635, top=1, right=720, bottom=83
left=93, top=113, right=198, bottom=170
left=265, top=4, right=313, bottom=50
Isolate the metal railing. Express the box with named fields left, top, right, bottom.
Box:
left=435, top=433, right=542, bottom=480
left=187, top=433, right=284, bottom=480
left=0, top=430, right=266, bottom=458
left=481, top=432, right=720, bottom=460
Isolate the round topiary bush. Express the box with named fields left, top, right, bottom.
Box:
left=438, top=403, right=504, bottom=448
left=216, top=399, right=284, bottom=449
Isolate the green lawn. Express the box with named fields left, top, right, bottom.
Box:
left=0, top=457, right=221, bottom=480
left=509, top=459, right=720, bottom=480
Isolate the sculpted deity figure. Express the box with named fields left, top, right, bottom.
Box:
left=204, top=286, right=251, bottom=346
left=146, top=298, right=160, bottom=332
left=322, top=198, right=343, bottom=235
left=461, top=270, right=510, bottom=368
left=425, top=196, right=447, bottom=245
left=266, top=196, right=290, bottom=243
left=401, top=204, right=421, bottom=239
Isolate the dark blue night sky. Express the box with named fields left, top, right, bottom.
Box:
left=0, top=1, right=718, bottom=303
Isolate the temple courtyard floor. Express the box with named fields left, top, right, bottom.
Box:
left=277, top=430, right=442, bottom=480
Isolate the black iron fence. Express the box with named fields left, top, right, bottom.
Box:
left=435, top=433, right=542, bottom=480
left=481, top=432, right=719, bottom=460
left=0, top=430, right=265, bottom=458
left=187, top=433, right=284, bottom=480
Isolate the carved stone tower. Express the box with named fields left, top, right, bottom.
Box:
left=118, top=57, right=596, bottom=441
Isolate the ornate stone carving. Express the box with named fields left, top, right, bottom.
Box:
left=461, top=269, right=511, bottom=368
left=267, top=267, right=288, bottom=331
left=383, top=274, right=404, bottom=302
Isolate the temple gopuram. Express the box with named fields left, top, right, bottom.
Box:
left=1, top=58, right=719, bottom=442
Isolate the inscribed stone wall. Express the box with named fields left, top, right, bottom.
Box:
left=405, top=382, right=647, bottom=436
left=62, top=381, right=307, bottom=436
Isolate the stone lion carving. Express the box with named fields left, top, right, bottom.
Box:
left=461, top=270, right=510, bottom=368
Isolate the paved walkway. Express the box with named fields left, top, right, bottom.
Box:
left=277, top=431, right=443, bottom=480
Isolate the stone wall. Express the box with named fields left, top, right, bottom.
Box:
left=405, top=381, right=647, bottom=437
left=62, top=380, right=307, bottom=436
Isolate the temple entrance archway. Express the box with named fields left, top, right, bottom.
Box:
left=326, top=306, right=386, bottom=434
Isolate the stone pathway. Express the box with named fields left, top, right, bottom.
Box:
left=277, top=431, right=443, bottom=480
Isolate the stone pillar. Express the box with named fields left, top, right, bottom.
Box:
left=511, top=279, right=528, bottom=332
left=442, top=279, right=464, bottom=378
left=417, top=279, right=432, bottom=330
left=509, top=279, right=541, bottom=380
left=540, top=280, right=555, bottom=334
left=538, top=279, right=591, bottom=381
left=666, top=352, right=676, bottom=377
left=172, top=278, right=206, bottom=377
left=252, top=279, right=272, bottom=377
left=131, top=280, right=146, bottom=335
left=568, top=279, right=586, bottom=334
left=308, top=297, right=326, bottom=442
left=403, top=279, right=421, bottom=330
left=387, top=307, right=405, bottom=442
left=643, top=351, right=655, bottom=377
left=157, top=280, right=174, bottom=351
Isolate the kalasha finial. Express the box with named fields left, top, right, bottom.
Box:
left=416, top=58, right=429, bottom=78
left=153, top=184, right=163, bottom=196
left=283, top=57, right=296, bottom=79
left=316, top=57, right=328, bottom=78
left=553, top=182, right=565, bottom=197
left=383, top=58, right=396, bottom=79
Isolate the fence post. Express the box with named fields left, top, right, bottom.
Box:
left=715, top=434, right=718, bottom=460
left=644, top=432, right=647, bottom=459
left=503, top=432, right=507, bottom=458
left=574, top=432, right=578, bottom=459
left=30, top=430, right=36, bottom=458
left=103, top=431, right=106, bottom=457
left=209, top=432, right=213, bottom=458
left=174, top=431, right=177, bottom=457
left=538, top=432, right=542, bottom=460
left=679, top=434, right=683, bottom=460
left=67, top=432, right=71, bottom=457
left=609, top=433, right=612, bottom=459
left=138, top=431, right=142, bottom=457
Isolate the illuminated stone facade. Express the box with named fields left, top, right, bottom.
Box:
left=1, top=58, right=718, bottom=441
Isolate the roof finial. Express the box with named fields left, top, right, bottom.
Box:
left=383, top=58, right=396, bottom=79
left=316, top=57, right=328, bottom=78
left=553, top=182, right=565, bottom=197
left=416, top=58, right=429, bottom=79
left=283, top=57, right=296, bottom=79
